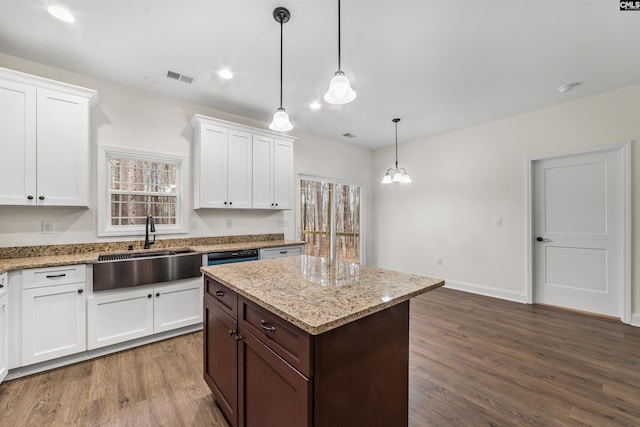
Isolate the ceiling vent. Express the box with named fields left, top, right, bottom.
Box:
left=166, top=70, right=194, bottom=84
left=342, top=133, right=356, bottom=138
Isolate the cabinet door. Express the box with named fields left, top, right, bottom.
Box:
left=22, top=283, right=86, bottom=365
left=36, top=88, right=89, bottom=206
left=252, top=135, right=274, bottom=209
left=273, top=139, right=294, bottom=209
left=196, top=124, right=228, bottom=208
left=227, top=130, right=253, bottom=209
left=0, top=293, right=7, bottom=383
left=238, top=331, right=311, bottom=427
left=0, top=79, right=36, bottom=205
left=87, top=288, right=154, bottom=350
left=204, top=297, right=238, bottom=427
left=154, top=278, right=203, bottom=333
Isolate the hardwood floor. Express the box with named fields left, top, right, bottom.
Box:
left=1, top=287, right=639, bottom=426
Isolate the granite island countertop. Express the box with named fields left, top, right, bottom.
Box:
left=201, top=255, right=445, bottom=335
left=0, top=240, right=304, bottom=275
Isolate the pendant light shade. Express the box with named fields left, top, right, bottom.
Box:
left=269, top=7, right=293, bottom=132
left=381, top=118, right=411, bottom=184
left=324, top=0, right=356, bottom=105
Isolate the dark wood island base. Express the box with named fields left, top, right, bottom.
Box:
left=201, top=256, right=443, bottom=427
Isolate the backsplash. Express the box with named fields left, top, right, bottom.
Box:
left=0, top=234, right=284, bottom=259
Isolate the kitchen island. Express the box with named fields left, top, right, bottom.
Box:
left=201, top=255, right=444, bottom=427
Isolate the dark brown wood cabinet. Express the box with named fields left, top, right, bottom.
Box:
left=203, top=277, right=410, bottom=427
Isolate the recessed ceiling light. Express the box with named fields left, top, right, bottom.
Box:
left=309, top=101, right=321, bottom=110
left=558, top=82, right=583, bottom=93
left=218, top=69, right=234, bottom=80
left=47, top=5, right=75, bottom=23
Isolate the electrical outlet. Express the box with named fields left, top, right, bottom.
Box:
left=495, top=218, right=503, bottom=227
left=42, top=220, right=54, bottom=234
left=278, top=219, right=289, bottom=227
left=191, top=219, right=198, bottom=229
left=226, top=218, right=233, bottom=229
left=436, top=257, right=443, bottom=265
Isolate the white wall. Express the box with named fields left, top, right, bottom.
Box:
left=0, top=53, right=374, bottom=252
left=373, top=85, right=639, bottom=316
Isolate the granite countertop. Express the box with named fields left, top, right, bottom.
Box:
left=0, top=240, right=304, bottom=275
left=201, top=255, right=445, bottom=335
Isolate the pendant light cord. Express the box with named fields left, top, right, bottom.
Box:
left=395, top=120, right=399, bottom=169
left=337, top=0, right=341, bottom=72
left=279, top=13, right=284, bottom=109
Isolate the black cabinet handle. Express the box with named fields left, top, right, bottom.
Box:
left=260, top=320, right=276, bottom=332
left=224, top=201, right=227, bottom=205
left=147, top=294, right=152, bottom=299
left=275, top=203, right=278, bottom=207
left=271, top=203, right=274, bottom=206
left=279, top=250, right=288, bottom=254
left=39, top=195, right=45, bottom=200
left=214, top=290, right=224, bottom=297
left=77, top=289, right=83, bottom=294
left=155, top=292, right=160, bottom=297
left=46, top=274, right=66, bottom=279
left=27, top=195, right=34, bottom=200
left=0, top=284, right=4, bottom=289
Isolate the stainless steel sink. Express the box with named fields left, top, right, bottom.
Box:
left=93, top=249, right=202, bottom=291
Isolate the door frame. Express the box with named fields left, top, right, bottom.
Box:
left=525, top=141, right=631, bottom=323
left=296, top=172, right=366, bottom=264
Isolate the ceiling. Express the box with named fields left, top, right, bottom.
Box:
left=1, top=1, right=639, bottom=150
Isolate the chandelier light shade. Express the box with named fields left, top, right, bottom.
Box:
left=324, top=0, right=356, bottom=105
left=381, top=118, right=412, bottom=184
left=269, top=7, right=293, bottom=132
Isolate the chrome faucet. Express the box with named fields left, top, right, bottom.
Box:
left=144, top=215, right=156, bottom=249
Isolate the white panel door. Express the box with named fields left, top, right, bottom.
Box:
left=0, top=79, right=36, bottom=205
left=252, top=135, right=274, bottom=209
left=273, top=139, right=294, bottom=209
left=533, top=149, right=623, bottom=317
left=87, top=288, right=154, bottom=350
left=22, top=283, right=86, bottom=365
left=36, top=88, right=89, bottom=206
left=153, top=278, right=203, bottom=333
left=227, top=130, right=253, bottom=208
left=197, top=124, right=228, bottom=208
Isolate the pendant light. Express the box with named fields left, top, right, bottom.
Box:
left=381, top=118, right=412, bottom=184
left=324, top=0, right=356, bottom=105
left=269, top=7, right=293, bottom=132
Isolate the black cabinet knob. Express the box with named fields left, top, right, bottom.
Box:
left=229, top=201, right=232, bottom=205
left=77, top=289, right=83, bottom=294
left=147, top=294, right=152, bottom=299
left=224, top=201, right=227, bottom=205
left=27, top=195, right=34, bottom=200
left=39, top=195, right=45, bottom=200
left=155, top=292, right=160, bottom=297
left=536, top=237, right=544, bottom=242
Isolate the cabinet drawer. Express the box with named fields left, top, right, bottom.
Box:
left=259, top=245, right=304, bottom=260
left=205, top=278, right=237, bottom=318
left=23, top=265, right=86, bottom=289
left=239, top=296, right=312, bottom=377
left=0, top=273, right=6, bottom=297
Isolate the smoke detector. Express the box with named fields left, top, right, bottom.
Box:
left=558, top=82, right=583, bottom=93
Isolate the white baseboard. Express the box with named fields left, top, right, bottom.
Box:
left=632, top=314, right=640, bottom=327
left=444, top=280, right=528, bottom=304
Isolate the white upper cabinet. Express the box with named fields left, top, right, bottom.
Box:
left=191, top=114, right=295, bottom=210
left=0, top=67, right=96, bottom=207
left=253, top=136, right=294, bottom=209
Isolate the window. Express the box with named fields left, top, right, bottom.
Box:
left=98, top=146, right=186, bottom=236
left=299, top=177, right=362, bottom=264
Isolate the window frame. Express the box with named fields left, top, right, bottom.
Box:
left=97, top=145, right=187, bottom=237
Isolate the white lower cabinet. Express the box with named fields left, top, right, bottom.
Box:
left=0, top=272, right=8, bottom=383
left=21, top=282, right=86, bottom=366
left=88, top=277, right=202, bottom=350
left=259, top=244, right=304, bottom=260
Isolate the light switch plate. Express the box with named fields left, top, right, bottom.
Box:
left=42, top=220, right=54, bottom=234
